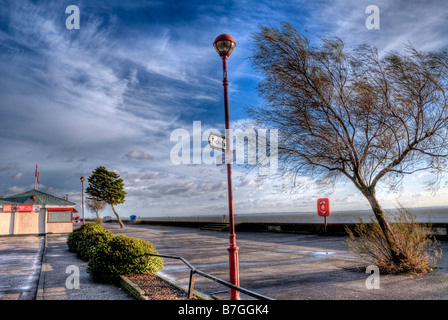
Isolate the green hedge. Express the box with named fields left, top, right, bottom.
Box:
left=76, top=229, right=114, bottom=261
left=86, top=234, right=164, bottom=283
left=67, top=222, right=108, bottom=253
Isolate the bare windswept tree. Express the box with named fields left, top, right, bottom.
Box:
left=86, top=197, right=107, bottom=221
left=249, top=23, right=448, bottom=262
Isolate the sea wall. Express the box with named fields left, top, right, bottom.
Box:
left=120, top=217, right=448, bottom=239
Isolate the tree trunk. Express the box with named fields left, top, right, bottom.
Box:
left=363, top=188, right=403, bottom=263
left=111, top=204, right=125, bottom=228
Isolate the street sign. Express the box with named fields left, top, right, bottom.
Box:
left=208, top=132, right=226, bottom=152
left=216, top=150, right=235, bottom=166
left=317, top=198, right=330, bottom=217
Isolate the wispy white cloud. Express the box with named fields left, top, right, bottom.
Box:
left=124, top=150, right=154, bottom=160
left=301, top=0, right=448, bottom=54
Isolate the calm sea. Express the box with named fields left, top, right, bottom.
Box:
left=144, top=206, right=448, bottom=224
left=233, top=207, right=448, bottom=224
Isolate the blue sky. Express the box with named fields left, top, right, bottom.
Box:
left=1, top=0, right=448, bottom=218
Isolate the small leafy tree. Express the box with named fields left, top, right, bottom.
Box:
left=86, top=166, right=127, bottom=228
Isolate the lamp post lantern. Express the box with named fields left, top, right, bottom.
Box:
left=213, top=34, right=240, bottom=300
left=80, top=176, right=85, bottom=225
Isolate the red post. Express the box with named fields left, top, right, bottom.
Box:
left=324, top=215, right=327, bottom=234
left=222, top=55, right=240, bottom=300
left=80, top=177, right=85, bottom=224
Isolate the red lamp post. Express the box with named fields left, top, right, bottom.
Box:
left=80, top=176, right=86, bottom=224
left=213, top=34, right=240, bottom=300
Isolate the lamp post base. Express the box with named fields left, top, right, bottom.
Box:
left=227, top=241, right=240, bottom=300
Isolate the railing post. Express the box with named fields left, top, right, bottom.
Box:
left=188, top=270, right=195, bottom=299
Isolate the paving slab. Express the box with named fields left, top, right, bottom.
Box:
left=0, top=235, right=44, bottom=300
left=36, top=233, right=135, bottom=300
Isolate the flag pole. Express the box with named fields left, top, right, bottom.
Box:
left=34, top=164, right=39, bottom=190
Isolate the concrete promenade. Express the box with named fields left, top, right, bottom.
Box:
left=103, top=223, right=448, bottom=300
left=0, top=233, right=134, bottom=300
left=1, top=222, right=447, bottom=300
left=0, top=235, right=44, bottom=300
left=36, top=233, right=134, bottom=300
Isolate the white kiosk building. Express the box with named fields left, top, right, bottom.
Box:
left=0, top=189, right=76, bottom=235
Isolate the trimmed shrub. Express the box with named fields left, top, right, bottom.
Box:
left=66, top=222, right=108, bottom=254
left=76, top=228, right=114, bottom=261
left=87, top=234, right=164, bottom=283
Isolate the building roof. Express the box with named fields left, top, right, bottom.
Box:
left=0, top=189, right=76, bottom=206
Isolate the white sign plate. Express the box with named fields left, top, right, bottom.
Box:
left=208, top=132, right=226, bottom=152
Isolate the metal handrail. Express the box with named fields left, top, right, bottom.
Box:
left=141, top=253, right=275, bottom=300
